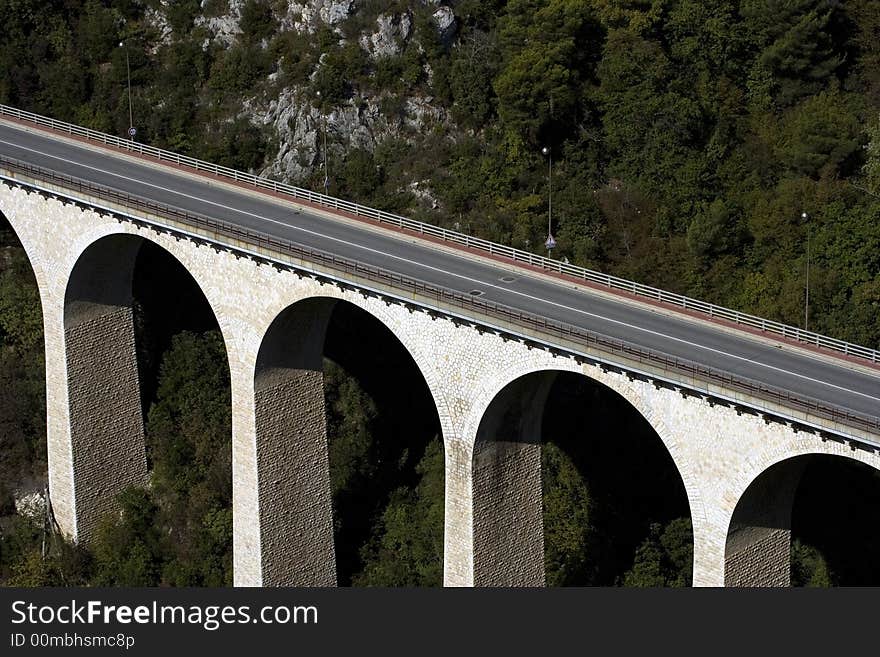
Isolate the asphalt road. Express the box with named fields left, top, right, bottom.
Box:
left=1, top=121, right=879, bottom=422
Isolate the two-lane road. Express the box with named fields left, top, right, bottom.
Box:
left=1, top=120, right=878, bottom=422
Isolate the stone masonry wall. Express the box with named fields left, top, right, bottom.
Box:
left=472, top=441, right=543, bottom=586
left=725, top=529, right=791, bottom=587
left=472, top=372, right=555, bottom=586
left=255, top=374, right=337, bottom=586
left=253, top=298, right=337, bottom=585
left=65, top=306, right=148, bottom=544
left=724, top=457, right=805, bottom=586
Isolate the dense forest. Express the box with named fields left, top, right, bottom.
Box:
left=2, top=0, right=880, bottom=586
left=2, top=0, right=878, bottom=345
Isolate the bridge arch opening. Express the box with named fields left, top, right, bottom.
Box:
left=726, top=453, right=880, bottom=586
left=254, top=297, right=443, bottom=586
left=0, top=208, right=47, bottom=535
left=63, top=234, right=232, bottom=585
left=472, top=370, right=693, bottom=586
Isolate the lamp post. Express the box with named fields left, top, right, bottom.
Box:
left=119, top=41, right=134, bottom=140
left=315, top=90, right=329, bottom=195
left=542, top=146, right=556, bottom=257
left=802, top=211, right=810, bottom=331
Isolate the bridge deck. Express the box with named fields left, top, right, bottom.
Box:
left=1, top=120, right=878, bottom=433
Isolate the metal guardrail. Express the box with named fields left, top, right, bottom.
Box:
left=2, top=156, right=878, bottom=439
left=1, top=103, right=877, bottom=365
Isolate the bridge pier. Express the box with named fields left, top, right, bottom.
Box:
left=62, top=235, right=149, bottom=544
left=724, top=459, right=806, bottom=586
left=690, top=517, right=727, bottom=587
left=40, top=282, right=79, bottom=540
left=471, top=373, right=556, bottom=586
left=442, top=439, right=475, bottom=587
left=237, top=299, right=338, bottom=586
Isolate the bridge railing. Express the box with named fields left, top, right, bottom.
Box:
left=1, top=103, right=878, bottom=365
left=2, top=155, right=878, bottom=441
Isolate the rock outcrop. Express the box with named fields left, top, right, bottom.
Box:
left=150, top=1, right=459, bottom=186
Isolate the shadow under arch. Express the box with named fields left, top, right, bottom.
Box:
left=726, top=453, right=880, bottom=586
left=63, top=233, right=229, bottom=548
left=253, top=296, right=443, bottom=587
left=472, top=370, right=693, bottom=587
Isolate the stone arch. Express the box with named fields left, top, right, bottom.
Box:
left=320, top=292, right=454, bottom=452
left=0, top=192, right=51, bottom=298
left=470, top=362, right=695, bottom=586
left=62, top=231, right=228, bottom=545
left=725, top=448, right=880, bottom=586
left=60, top=221, right=237, bottom=361
left=252, top=295, right=444, bottom=586
left=245, top=284, right=455, bottom=461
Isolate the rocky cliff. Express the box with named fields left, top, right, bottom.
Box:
left=145, top=1, right=460, bottom=187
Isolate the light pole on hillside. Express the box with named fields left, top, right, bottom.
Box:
left=802, top=211, right=810, bottom=331
left=119, top=41, right=134, bottom=140
left=315, top=90, right=329, bottom=195
left=542, top=146, right=556, bottom=257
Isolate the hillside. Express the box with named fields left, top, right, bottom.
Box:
left=2, top=0, right=878, bottom=346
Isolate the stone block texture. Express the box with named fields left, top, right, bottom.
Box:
left=473, top=441, right=543, bottom=586
left=65, top=307, right=148, bottom=544
left=4, top=182, right=880, bottom=587
left=253, top=298, right=337, bottom=585
left=472, top=371, right=554, bottom=586
left=724, top=457, right=805, bottom=586
left=725, top=528, right=791, bottom=587
left=255, top=374, right=336, bottom=586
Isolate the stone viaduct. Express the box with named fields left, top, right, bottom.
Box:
left=2, top=161, right=879, bottom=588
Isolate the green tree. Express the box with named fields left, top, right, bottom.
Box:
left=847, top=0, right=880, bottom=105
left=622, top=517, right=693, bottom=587
left=864, top=114, right=880, bottom=196
left=311, top=42, right=367, bottom=107
left=0, top=243, right=43, bottom=351
left=354, top=437, right=444, bottom=587
left=91, top=487, right=164, bottom=586
left=76, top=0, right=122, bottom=66
left=494, top=42, right=576, bottom=144
left=598, top=28, right=707, bottom=226
left=494, top=0, right=598, bottom=143
left=239, top=0, right=277, bottom=45
left=145, top=330, right=232, bottom=586
left=0, top=242, right=46, bottom=487
left=325, top=360, right=379, bottom=500
left=775, top=90, right=861, bottom=178
left=588, top=0, right=667, bottom=33
left=687, top=198, right=745, bottom=265
left=664, top=0, right=747, bottom=78
left=338, top=148, right=382, bottom=204
left=147, top=331, right=230, bottom=501
left=790, top=539, right=833, bottom=587
left=449, top=31, right=497, bottom=128
left=543, top=441, right=595, bottom=586
left=741, top=0, right=843, bottom=107
left=166, top=0, right=200, bottom=34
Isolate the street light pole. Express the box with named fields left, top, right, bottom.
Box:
left=542, top=146, right=556, bottom=257
left=315, top=90, right=329, bottom=195
left=803, top=211, right=810, bottom=331
left=119, top=41, right=133, bottom=140
left=322, top=118, right=329, bottom=194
